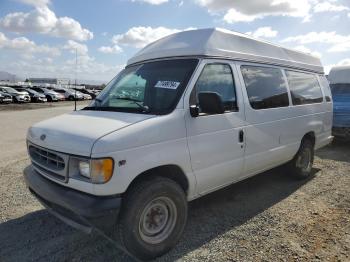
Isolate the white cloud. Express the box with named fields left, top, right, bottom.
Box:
left=246, top=27, right=278, bottom=38
left=324, top=58, right=350, bottom=74
left=224, top=9, right=259, bottom=23
left=63, top=40, right=88, bottom=55
left=112, top=26, right=194, bottom=48
left=282, top=31, right=350, bottom=53
left=293, top=45, right=322, bottom=58
left=131, top=0, right=168, bottom=4
left=195, top=0, right=313, bottom=23
left=17, top=0, right=50, bottom=7
left=98, top=45, right=123, bottom=54
left=0, top=6, right=93, bottom=41
left=313, top=2, right=349, bottom=13
left=328, top=42, right=350, bottom=53
left=0, top=7, right=57, bottom=34
left=0, top=32, right=60, bottom=56
left=51, top=16, right=93, bottom=41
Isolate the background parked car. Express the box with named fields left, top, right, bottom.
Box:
left=0, top=91, right=13, bottom=103
left=76, top=90, right=91, bottom=100
left=73, top=88, right=96, bottom=99
left=31, top=87, right=63, bottom=102
left=0, top=86, right=30, bottom=103
left=52, top=88, right=84, bottom=101
left=24, top=88, right=47, bottom=103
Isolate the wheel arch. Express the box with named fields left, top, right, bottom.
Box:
left=125, top=164, right=190, bottom=196
left=302, top=131, right=316, bottom=147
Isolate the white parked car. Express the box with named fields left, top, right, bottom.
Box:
left=24, top=28, right=333, bottom=260
left=0, top=86, right=30, bottom=103
left=31, top=87, right=64, bottom=102
left=53, top=88, right=84, bottom=101
left=78, top=91, right=92, bottom=100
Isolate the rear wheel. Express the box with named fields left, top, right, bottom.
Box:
left=288, top=139, right=314, bottom=179
left=118, top=177, right=187, bottom=261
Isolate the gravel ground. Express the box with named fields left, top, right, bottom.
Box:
left=0, top=100, right=89, bottom=111
left=0, top=107, right=349, bottom=262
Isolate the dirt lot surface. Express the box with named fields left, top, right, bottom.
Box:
left=0, top=106, right=349, bottom=262
left=0, top=100, right=89, bottom=112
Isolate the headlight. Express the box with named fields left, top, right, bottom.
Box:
left=78, top=161, right=90, bottom=178
left=77, top=158, right=114, bottom=184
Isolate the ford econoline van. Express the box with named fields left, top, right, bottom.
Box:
left=24, top=28, right=333, bottom=260
left=328, top=66, right=350, bottom=140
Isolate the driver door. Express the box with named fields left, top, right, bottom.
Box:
left=184, top=60, right=246, bottom=195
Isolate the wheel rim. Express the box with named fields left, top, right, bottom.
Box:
left=296, top=147, right=312, bottom=173
left=139, top=196, right=177, bottom=244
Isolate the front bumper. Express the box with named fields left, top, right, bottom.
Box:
left=24, top=165, right=122, bottom=233
left=0, top=97, right=12, bottom=103
left=17, top=96, right=31, bottom=102
left=36, top=97, right=47, bottom=102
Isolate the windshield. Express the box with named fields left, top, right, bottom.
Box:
left=85, top=59, right=198, bottom=114
left=330, top=84, right=350, bottom=95
left=4, top=87, right=18, bottom=93
left=27, top=89, right=39, bottom=95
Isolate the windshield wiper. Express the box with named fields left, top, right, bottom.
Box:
left=95, top=97, right=103, bottom=104
left=112, top=97, right=151, bottom=113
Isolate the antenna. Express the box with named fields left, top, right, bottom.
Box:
left=74, top=48, right=77, bottom=111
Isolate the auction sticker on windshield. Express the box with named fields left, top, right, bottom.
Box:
left=155, top=81, right=180, bottom=90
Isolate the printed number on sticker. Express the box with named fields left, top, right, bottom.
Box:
left=155, top=81, right=180, bottom=90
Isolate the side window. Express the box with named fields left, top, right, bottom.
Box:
left=192, top=63, right=237, bottom=112
left=241, top=65, right=289, bottom=110
left=285, top=70, right=323, bottom=105
left=319, top=75, right=332, bottom=102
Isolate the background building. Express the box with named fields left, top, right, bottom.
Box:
left=29, top=78, right=70, bottom=85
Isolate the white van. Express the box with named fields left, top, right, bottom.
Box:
left=24, top=28, right=333, bottom=260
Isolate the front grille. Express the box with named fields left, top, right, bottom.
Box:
left=28, top=143, right=69, bottom=182
left=29, top=145, right=65, bottom=171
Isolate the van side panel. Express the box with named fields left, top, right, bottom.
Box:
left=236, top=62, right=331, bottom=177
left=316, top=75, right=333, bottom=149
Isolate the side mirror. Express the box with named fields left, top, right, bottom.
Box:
left=190, top=105, right=199, bottom=117
left=198, top=92, right=224, bottom=115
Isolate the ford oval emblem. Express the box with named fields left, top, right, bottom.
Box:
left=40, top=134, right=46, bottom=141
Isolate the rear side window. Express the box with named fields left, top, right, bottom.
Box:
left=319, top=75, right=332, bottom=102
left=192, top=63, right=237, bottom=112
left=285, top=71, right=323, bottom=105
left=241, top=65, right=289, bottom=110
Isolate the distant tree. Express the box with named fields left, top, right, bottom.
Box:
left=25, top=78, right=29, bottom=82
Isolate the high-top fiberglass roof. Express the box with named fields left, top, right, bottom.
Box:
left=328, top=66, right=350, bottom=84
left=127, top=28, right=323, bottom=74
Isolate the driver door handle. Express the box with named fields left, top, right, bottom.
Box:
left=239, top=130, right=244, bottom=143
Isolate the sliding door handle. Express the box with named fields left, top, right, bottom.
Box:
left=239, top=130, right=244, bottom=143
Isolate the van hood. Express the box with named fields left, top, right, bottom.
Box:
left=27, top=110, right=155, bottom=156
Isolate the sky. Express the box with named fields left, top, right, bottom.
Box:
left=0, top=0, right=350, bottom=83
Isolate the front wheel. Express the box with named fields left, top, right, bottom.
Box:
left=118, top=177, right=187, bottom=261
left=288, top=139, right=314, bottom=179
left=46, top=95, right=52, bottom=102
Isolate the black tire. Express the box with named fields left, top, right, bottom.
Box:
left=288, top=139, right=314, bottom=179
left=118, top=177, right=187, bottom=261
left=46, top=95, right=52, bottom=102
left=68, top=96, right=74, bottom=101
